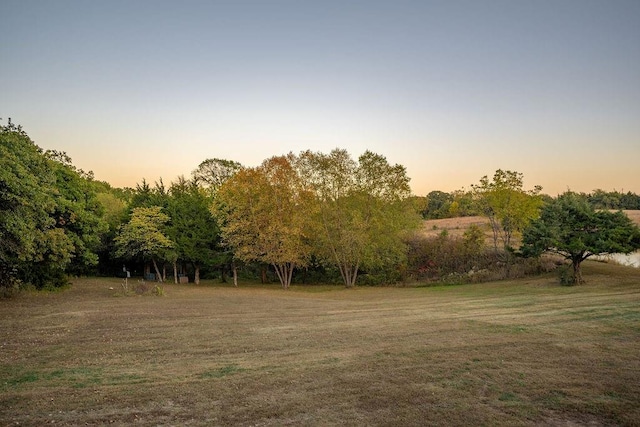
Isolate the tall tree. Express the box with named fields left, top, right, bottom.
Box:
left=216, top=155, right=314, bottom=289
left=114, top=206, right=174, bottom=282
left=296, top=149, right=419, bottom=287
left=472, top=169, right=543, bottom=251
left=1, top=121, right=106, bottom=290
left=45, top=150, right=108, bottom=276
left=521, top=192, right=640, bottom=284
left=94, top=187, right=129, bottom=276
left=166, top=177, right=222, bottom=284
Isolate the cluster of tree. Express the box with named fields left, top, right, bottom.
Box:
left=521, top=192, right=640, bottom=284
left=1, top=122, right=421, bottom=291
left=216, top=150, right=420, bottom=288
left=415, top=170, right=640, bottom=286
left=418, top=188, right=640, bottom=221
left=3, top=122, right=639, bottom=293
left=1, top=120, right=107, bottom=293
left=112, top=159, right=242, bottom=285
left=415, top=190, right=478, bottom=219
left=110, top=150, right=420, bottom=290
left=581, top=189, right=640, bottom=210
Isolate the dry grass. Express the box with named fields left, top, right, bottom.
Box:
left=1, top=262, right=640, bottom=426
left=421, top=216, right=491, bottom=239
left=623, top=210, right=640, bottom=225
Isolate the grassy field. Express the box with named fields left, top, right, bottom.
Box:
left=1, top=261, right=639, bottom=426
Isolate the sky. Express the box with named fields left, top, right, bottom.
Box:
left=1, top=0, right=639, bottom=196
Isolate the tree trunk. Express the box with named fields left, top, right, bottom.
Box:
left=488, top=216, right=499, bottom=252
left=173, top=260, right=178, bottom=284
left=572, top=260, right=584, bottom=285
left=273, top=263, right=293, bottom=289
left=351, top=263, right=359, bottom=287
left=220, top=265, right=227, bottom=283
left=339, top=262, right=359, bottom=288
left=194, top=265, right=200, bottom=285
left=162, top=264, right=167, bottom=282
left=151, top=259, right=163, bottom=282
left=232, top=262, right=238, bottom=287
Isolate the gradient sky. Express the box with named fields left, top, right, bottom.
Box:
left=2, top=0, right=639, bottom=195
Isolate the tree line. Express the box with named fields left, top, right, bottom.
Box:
left=2, top=122, right=639, bottom=294
left=417, top=188, right=640, bottom=220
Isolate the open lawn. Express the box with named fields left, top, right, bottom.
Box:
left=2, top=261, right=640, bottom=426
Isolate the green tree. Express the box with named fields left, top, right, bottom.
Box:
left=94, top=187, right=129, bottom=275
left=166, top=177, right=222, bottom=284
left=424, top=191, right=453, bottom=219
left=1, top=121, right=55, bottom=289
left=45, top=150, right=108, bottom=276
left=192, top=158, right=243, bottom=195
left=0, top=121, right=104, bottom=290
left=521, top=192, right=640, bottom=284
left=114, top=206, right=174, bottom=282
left=296, top=149, right=419, bottom=287
left=448, top=189, right=477, bottom=217
left=472, top=170, right=543, bottom=251
left=216, top=155, right=314, bottom=289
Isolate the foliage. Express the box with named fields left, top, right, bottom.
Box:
left=192, top=158, right=243, bottom=195
left=448, top=190, right=478, bottom=217
left=1, top=120, right=108, bottom=291
left=216, top=155, right=314, bottom=289
left=296, top=149, right=420, bottom=287
left=128, top=179, right=169, bottom=210
left=521, top=192, right=640, bottom=284
left=166, top=178, right=222, bottom=284
left=423, top=190, right=453, bottom=219
left=472, top=169, right=543, bottom=251
left=407, top=228, right=554, bottom=284
left=585, top=189, right=640, bottom=210
left=415, top=190, right=477, bottom=219
left=45, top=150, right=108, bottom=275
left=114, top=206, right=174, bottom=282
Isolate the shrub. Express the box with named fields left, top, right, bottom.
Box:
left=406, top=232, right=557, bottom=285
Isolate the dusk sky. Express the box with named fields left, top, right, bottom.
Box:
left=2, top=0, right=639, bottom=196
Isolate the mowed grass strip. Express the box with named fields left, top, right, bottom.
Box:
left=1, top=261, right=639, bottom=426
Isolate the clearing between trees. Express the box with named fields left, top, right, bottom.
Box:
left=1, top=261, right=639, bottom=426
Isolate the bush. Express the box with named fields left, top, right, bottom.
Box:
left=406, top=231, right=557, bottom=285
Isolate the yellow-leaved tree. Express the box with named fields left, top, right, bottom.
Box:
left=295, top=149, right=420, bottom=287
left=216, top=155, right=314, bottom=289
left=472, top=169, right=543, bottom=252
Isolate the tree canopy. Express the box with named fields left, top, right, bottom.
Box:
left=216, top=155, right=314, bottom=289
left=166, top=178, right=222, bottom=284
left=114, top=206, right=174, bottom=282
left=521, top=192, right=640, bottom=284
left=1, top=121, right=107, bottom=291
left=296, top=149, right=419, bottom=287
left=4, top=121, right=640, bottom=294
left=192, top=158, right=243, bottom=195
left=472, top=169, right=543, bottom=251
